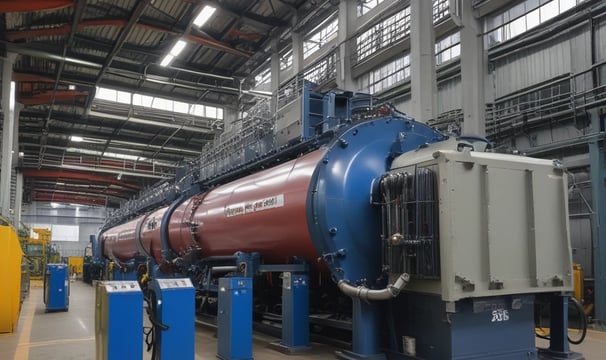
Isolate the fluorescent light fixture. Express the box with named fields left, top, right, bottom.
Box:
left=68, top=85, right=76, bottom=90
left=170, top=40, right=187, bottom=56
left=160, top=40, right=187, bottom=67
left=71, top=135, right=84, bottom=142
left=160, top=54, right=175, bottom=67
left=193, top=5, right=216, bottom=27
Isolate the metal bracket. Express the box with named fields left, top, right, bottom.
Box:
left=455, top=274, right=475, bottom=291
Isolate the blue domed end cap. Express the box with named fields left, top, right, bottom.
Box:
left=308, top=116, right=445, bottom=286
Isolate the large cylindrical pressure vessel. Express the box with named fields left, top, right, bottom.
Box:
left=168, top=150, right=326, bottom=264
left=101, top=217, right=141, bottom=262
left=101, top=206, right=167, bottom=262
left=101, top=116, right=445, bottom=285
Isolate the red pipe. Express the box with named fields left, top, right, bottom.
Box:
left=22, top=169, right=141, bottom=190
left=0, top=0, right=73, bottom=13
left=18, top=90, right=88, bottom=105
left=14, top=73, right=55, bottom=83
left=31, top=190, right=107, bottom=207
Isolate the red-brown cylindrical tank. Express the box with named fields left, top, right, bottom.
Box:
left=101, top=206, right=167, bottom=262
left=167, top=149, right=326, bottom=264
left=101, top=150, right=325, bottom=265
left=101, top=217, right=141, bottom=262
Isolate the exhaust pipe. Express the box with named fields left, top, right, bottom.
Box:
left=337, top=273, right=410, bottom=301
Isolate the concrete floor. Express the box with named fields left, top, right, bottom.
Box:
left=0, top=281, right=605, bottom=359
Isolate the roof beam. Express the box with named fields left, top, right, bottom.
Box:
left=95, top=0, right=152, bottom=85
left=43, top=0, right=85, bottom=173
left=205, top=0, right=288, bottom=29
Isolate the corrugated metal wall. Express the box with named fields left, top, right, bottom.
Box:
left=492, top=25, right=592, bottom=99
left=386, top=76, right=461, bottom=120
left=437, top=76, right=462, bottom=114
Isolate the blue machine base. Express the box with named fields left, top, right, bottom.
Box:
left=538, top=348, right=585, bottom=360
left=216, top=354, right=253, bottom=360
left=45, top=307, right=68, bottom=312
left=334, top=350, right=387, bottom=360
left=268, top=341, right=312, bottom=355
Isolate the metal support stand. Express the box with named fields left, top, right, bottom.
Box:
left=589, top=108, right=606, bottom=324
left=269, top=272, right=312, bottom=354
left=217, top=277, right=253, bottom=360
left=538, top=295, right=585, bottom=360
left=335, top=298, right=386, bottom=360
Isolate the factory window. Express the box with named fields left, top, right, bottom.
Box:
left=304, top=51, right=337, bottom=85
left=280, top=49, right=293, bottom=71
left=485, top=0, right=586, bottom=47
left=303, top=16, right=338, bottom=59
left=358, top=0, right=447, bottom=20
left=173, top=101, right=190, bottom=114
left=435, top=32, right=461, bottom=66
left=354, top=7, right=411, bottom=64
left=359, top=54, right=410, bottom=95
left=254, top=66, right=271, bottom=87
left=489, top=78, right=572, bottom=137
left=132, top=94, right=153, bottom=107
left=95, top=86, right=224, bottom=120
left=357, top=0, right=384, bottom=16
left=152, top=97, right=173, bottom=112
left=95, top=87, right=118, bottom=101
left=116, top=90, right=131, bottom=104
left=433, top=0, right=449, bottom=23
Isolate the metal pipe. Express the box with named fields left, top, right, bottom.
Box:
left=200, top=255, right=238, bottom=263
left=160, top=195, right=187, bottom=264
left=211, top=266, right=237, bottom=274
left=337, top=273, right=410, bottom=301
left=159, top=64, right=235, bottom=81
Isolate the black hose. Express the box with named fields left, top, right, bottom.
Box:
left=568, top=297, right=587, bottom=345
left=143, top=291, right=170, bottom=360
left=534, top=297, right=588, bottom=345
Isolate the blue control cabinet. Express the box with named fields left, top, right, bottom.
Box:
left=270, top=272, right=311, bottom=353
left=44, top=263, right=69, bottom=311
left=217, top=277, right=253, bottom=360
left=153, top=278, right=195, bottom=360
left=95, top=281, right=143, bottom=360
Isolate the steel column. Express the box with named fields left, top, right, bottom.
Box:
left=1, top=53, right=17, bottom=217
left=335, top=299, right=386, bottom=360
left=589, top=108, right=606, bottom=323
left=336, top=0, right=355, bottom=90
left=291, top=19, right=304, bottom=75
left=459, top=0, right=486, bottom=136
left=14, top=172, right=23, bottom=225
left=410, top=0, right=436, bottom=123
left=270, top=39, right=280, bottom=112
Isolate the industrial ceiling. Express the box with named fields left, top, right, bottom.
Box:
left=0, top=0, right=337, bottom=208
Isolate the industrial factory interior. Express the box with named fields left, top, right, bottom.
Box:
left=2, top=0, right=606, bottom=359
